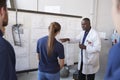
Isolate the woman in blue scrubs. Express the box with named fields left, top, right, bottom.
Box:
left=37, top=22, right=65, bottom=80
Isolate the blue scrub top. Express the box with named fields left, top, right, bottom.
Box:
left=37, top=36, right=64, bottom=73
left=0, top=30, right=17, bottom=80
left=104, top=42, right=120, bottom=80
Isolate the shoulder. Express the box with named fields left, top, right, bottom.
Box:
left=91, top=28, right=98, bottom=34
left=80, top=30, right=84, bottom=34
left=0, top=37, right=7, bottom=47
left=56, top=41, right=63, bottom=46
left=38, top=36, right=48, bottom=42
left=55, top=40, right=64, bottom=48
left=0, top=38, right=8, bottom=55
left=40, top=36, right=48, bottom=40
left=112, top=42, right=120, bottom=50
left=110, top=43, right=120, bottom=54
left=90, top=28, right=99, bottom=37
left=79, top=31, right=85, bottom=37
left=109, top=43, right=120, bottom=59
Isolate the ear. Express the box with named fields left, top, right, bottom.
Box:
left=117, top=3, right=120, bottom=13
left=0, top=7, right=5, bottom=19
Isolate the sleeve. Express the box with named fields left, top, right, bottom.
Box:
left=58, top=44, right=65, bottom=59
left=36, top=40, right=40, bottom=53
left=86, top=32, right=101, bottom=54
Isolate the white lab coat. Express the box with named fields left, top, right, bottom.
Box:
left=69, top=28, right=101, bottom=74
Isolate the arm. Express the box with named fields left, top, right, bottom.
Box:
left=58, top=44, right=65, bottom=69
left=59, top=38, right=70, bottom=42
left=60, top=34, right=81, bottom=43
left=37, top=53, right=40, bottom=60
left=59, top=59, right=64, bottom=69
left=79, top=43, right=86, bottom=49
left=36, top=40, right=40, bottom=60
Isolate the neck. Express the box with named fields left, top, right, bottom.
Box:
left=86, top=27, right=91, bottom=32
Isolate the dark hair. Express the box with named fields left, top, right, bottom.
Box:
left=0, top=0, right=7, bottom=8
left=118, top=0, right=120, bottom=3
left=119, top=0, right=120, bottom=2
left=82, top=18, right=91, bottom=25
left=83, top=18, right=90, bottom=23
left=116, top=0, right=120, bottom=9
left=47, top=22, right=61, bottom=56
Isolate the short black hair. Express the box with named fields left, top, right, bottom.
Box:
left=82, top=18, right=90, bottom=22
left=0, top=0, right=7, bottom=8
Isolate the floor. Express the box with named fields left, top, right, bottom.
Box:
left=17, top=39, right=110, bottom=80
left=17, top=64, right=105, bottom=80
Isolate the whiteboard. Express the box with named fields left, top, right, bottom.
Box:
left=5, top=9, right=82, bottom=71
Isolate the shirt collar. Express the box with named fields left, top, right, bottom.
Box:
left=85, top=27, right=91, bottom=34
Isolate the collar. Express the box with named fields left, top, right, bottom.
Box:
left=85, top=27, right=91, bottom=33
left=0, top=30, right=3, bottom=37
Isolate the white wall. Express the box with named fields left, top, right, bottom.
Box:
left=7, top=0, right=98, bottom=28
left=7, top=0, right=114, bottom=38
left=16, top=0, right=37, bottom=11
left=7, top=0, right=93, bottom=16
left=96, top=0, right=114, bottom=38
left=38, top=0, right=92, bottom=16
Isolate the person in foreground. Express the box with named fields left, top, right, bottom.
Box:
left=0, top=0, right=17, bottom=80
left=60, top=18, right=101, bottom=80
left=104, top=0, right=120, bottom=80
left=37, top=22, right=65, bottom=80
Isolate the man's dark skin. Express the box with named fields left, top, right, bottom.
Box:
left=60, top=19, right=91, bottom=50
left=79, top=20, right=91, bottom=49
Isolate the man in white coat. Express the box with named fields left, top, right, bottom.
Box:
left=60, top=18, right=101, bottom=80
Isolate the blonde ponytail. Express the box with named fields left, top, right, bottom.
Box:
left=47, top=22, right=61, bottom=56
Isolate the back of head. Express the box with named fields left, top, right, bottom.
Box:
left=49, top=22, right=61, bottom=35
left=0, top=0, right=7, bottom=8
left=47, top=22, right=61, bottom=56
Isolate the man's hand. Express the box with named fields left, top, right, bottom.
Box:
left=59, top=38, right=70, bottom=43
left=79, top=44, right=86, bottom=49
